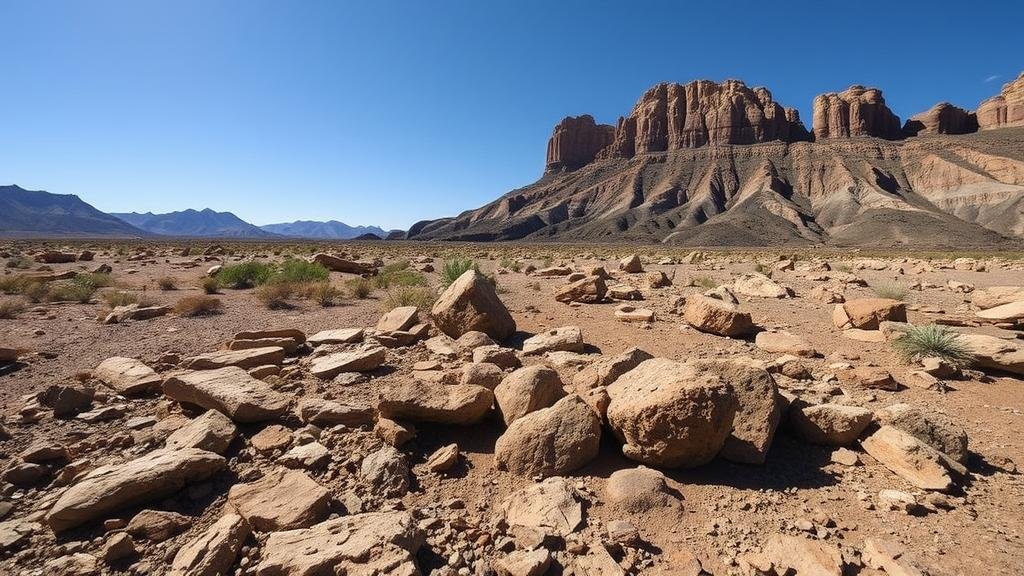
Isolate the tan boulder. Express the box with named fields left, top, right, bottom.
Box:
left=376, top=306, right=419, bottom=332
left=976, top=300, right=1024, bottom=323
left=753, top=534, right=843, bottom=576
left=860, top=425, right=954, bottom=491
left=555, top=275, right=607, bottom=304
left=93, top=357, right=162, bottom=396
left=163, top=367, right=290, bottom=423
left=733, top=273, right=791, bottom=298
left=958, top=333, right=1024, bottom=375
left=606, top=358, right=738, bottom=467
left=165, top=409, right=237, bottom=454
left=501, top=477, right=583, bottom=538
left=789, top=403, right=873, bottom=446
left=310, top=253, right=377, bottom=275
left=754, top=331, right=817, bottom=357
left=494, top=395, right=601, bottom=477
left=169, top=514, right=250, bottom=576
left=605, top=466, right=679, bottom=513
left=571, top=347, right=653, bottom=393
left=694, top=359, right=781, bottom=465
left=522, top=325, right=584, bottom=355
left=309, top=346, right=386, bottom=379
left=832, top=299, right=906, bottom=330
left=838, top=366, right=898, bottom=391
left=227, top=468, right=330, bottom=531
left=296, top=397, right=374, bottom=427
left=46, top=448, right=226, bottom=532
left=126, top=510, right=192, bottom=543
left=184, top=346, right=285, bottom=370
left=378, top=381, right=493, bottom=425
left=875, top=403, right=969, bottom=463
left=683, top=294, right=754, bottom=337
left=619, top=254, right=643, bottom=273
left=970, top=286, right=1024, bottom=310
left=494, top=365, right=565, bottom=425
left=862, top=538, right=928, bottom=576
left=431, top=269, right=516, bottom=341
left=254, top=512, right=423, bottom=576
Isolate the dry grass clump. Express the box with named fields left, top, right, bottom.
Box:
left=0, top=298, right=26, bottom=319
left=198, top=276, right=220, bottom=294
left=310, top=282, right=343, bottom=307
left=380, top=285, right=436, bottom=312
left=173, top=295, right=224, bottom=317
left=440, top=257, right=479, bottom=288
left=157, top=276, right=177, bottom=290
left=255, top=282, right=295, bottom=310
left=346, top=277, right=373, bottom=299
left=872, top=280, right=908, bottom=301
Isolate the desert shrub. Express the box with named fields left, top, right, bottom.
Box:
left=380, top=286, right=436, bottom=311
left=381, top=259, right=410, bottom=274
left=0, top=275, right=34, bottom=295
left=46, top=280, right=97, bottom=303
left=499, top=258, right=521, bottom=273
left=892, top=324, right=975, bottom=366
left=255, top=282, right=295, bottom=309
left=0, top=299, right=25, bottom=319
left=693, top=276, right=718, bottom=289
left=375, top=267, right=427, bottom=289
left=754, top=263, right=771, bottom=276
left=174, top=295, right=224, bottom=317
left=217, top=261, right=274, bottom=289
left=440, top=257, right=479, bottom=289
left=310, top=282, right=342, bottom=307
left=529, top=281, right=541, bottom=291
left=74, top=273, right=114, bottom=288
left=157, top=276, right=177, bottom=291
left=5, top=256, right=31, bottom=269
left=272, top=258, right=329, bottom=284
left=23, top=281, right=48, bottom=303
left=346, top=277, right=373, bottom=299
left=102, top=290, right=139, bottom=308
left=872, top=281, right=908, bottom=301
left=198, top=276, right=220, bottom=294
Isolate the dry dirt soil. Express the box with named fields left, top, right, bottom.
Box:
left=1, top=241, right=1022, bottom=576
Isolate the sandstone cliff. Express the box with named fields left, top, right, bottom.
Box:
left=903, top=103, right=977, bottom=136
left=546, top=115, right=616, bottom=171
left=812, top=86, right=903, bottom=140
left=978, top=73, right=1024, bottom=130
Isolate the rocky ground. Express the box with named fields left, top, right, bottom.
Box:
left=1, top=241, right=1023, bottom=576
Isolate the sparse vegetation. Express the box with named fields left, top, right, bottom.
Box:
left=310, top=282, right=342, bottom=307
left=217, top=261, right=275, bottom=289
left=173, top=295, right=224, bottom=317
left=199, top=276, right=220, bottom=294
left=46, top=279, right=97, bottom=303
left=892, top=324, right=976, bottom=366
left=346, top=277, right=373, bottom=299
left=4, top=256, right=32, bottom=269
left=0, top=299, right=25, bottom=319
left=440, top=257, right=479, bottom=288
left=500, top=258, right=521, bottom=273
left=872, top=280, right=908, bottom=301
left=693, top=276, right=718, bottom=289
left=255, top=282, right=295, bottom=309
left=375, top=265, right=427, bottom=289
left=101, top=290, right=141, bottom=308
left=157, top=276, right=177, bottom=290
left=380, top=285, right=436, bottom=311
left=272, top=258, right=329, bottom=284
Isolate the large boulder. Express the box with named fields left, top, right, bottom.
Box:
left=494, top=365, right=565, bottom=425
left=555, top=275, right=607, bottom=304
left=310, top=253, right=377, bottom=275
left=976, top=300, right=1024, bottom=323
left=431, top=269, right=515, bottom=341
left=494, top=395, right=601, bottom=477
left=875, top=403, right=969, bottom=463
left=93, top=357, right=162, bottom=396
left=46, top=449, right=226, bottom=532
left=227, top=468, right=330, bottom=531
left=683, top=294, right=754, bottom=337
left=522, top=326, right=584, bottom=355
left=163, top=367, right=290, bottom=423
left=832, top=299, right=906, bottom=330
left=571, top=347, right=653, bottom=393
left=254, top=512, right=423, bottom=576
left=606, top=358, right=738, bottom=467
left=694, top=359, right=781, bottom=465
left=789, top=402, right=873, bottom=446
left=378, top=381, right=493, bottom=425
left=958, top=333, right=1024, bottom=375
left=376, top=306, right=419, bottom=332
left=169, top=514, right=250, bottom=576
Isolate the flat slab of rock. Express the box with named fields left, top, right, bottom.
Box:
left=311, top=253, right=377, bottom=275
left=971, top=286, right=1024, bottom=310
left=94, top=357, right=163, bottom=396
left=976, top=300, right=1024, bottom=322
left=523, top=326, right=584, bottom=355
left=307, top=328, right=365, bottom=346
left=254, top=511, right=423, bottom=576
left=227, top=468, right=330, bottom=531
left=296, top=397, right=374, bottom=427
left=615, top=304, right=655, bottom=323
left=46, top=448, right=226, bottom=532
left=163, top=367, right=291, bottom=423
left=754, top=331, right=817, bottom=357
left=833, top=298, right=906, bottom=330
left=378, top=381, right=493, bottom=425
left=789, top=402, right=873, bottom=446
left=751, top=534, right=843, bottom=576
left=169, top=513, right=250, bottom=576
left=377, top=306, right=419, bottom=332
left=501, top=477, right=583, bottom=538
left=310, top=346, right=386, bottom=379
left=185, top=346, right=285, bottom=370
left=861, top=425, right=954, bottom=491
left=234, top=328, right=306, bottom=343
left=165, top=409, right=237, bottom=454
left=959, top=333, right=1024, bottom=375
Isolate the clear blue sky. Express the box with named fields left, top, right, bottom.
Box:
left=1, top=1, right=1021, bottom=230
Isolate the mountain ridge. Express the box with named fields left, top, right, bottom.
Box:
left=259, top=220, right=389, bottom=239
left=0, top=185, right=149, bottom=238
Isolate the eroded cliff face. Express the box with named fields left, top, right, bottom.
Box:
left=978, top=73, right=1024, bottom=130
left=812, top=86, right=903, bottom=140
left=903, top=103, right=978, bottom=136
left=545, top=115, right=616, bottom=171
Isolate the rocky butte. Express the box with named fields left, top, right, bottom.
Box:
left=407, top=74, right=1024, bottom=248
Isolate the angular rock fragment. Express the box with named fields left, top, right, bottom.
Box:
left=860, top=425, right=954, bottom=491
left=494, top=365, right=565, bottom=425
left=683, top=294, right=754, bottom=337
left=309, top=346, right=386, bottom=379
left=165, top=409, right=238, bottom=454
left=522, top=326, right=584, bottom=355
left=227, top=468, right=330, bottom=531
left=169, top=513, right=250, bottom=576
left=185, top=346, right=285, bottom=370
left=93, top=357, right=162, bottom=396
left=378, top=381, right=493, bottom=425
left=789, top=403, right=873, bottom=446
left=494, top=395, right=601, bottom=477
left=163, top=367, right=290, bottom=423
left=431, top=269, right=516, bottom=341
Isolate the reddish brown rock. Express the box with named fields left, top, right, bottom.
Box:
left=546, top=115, right=615, bottom=171
left=977, top=72, right=1024, bottom=130
left=812, top=85, right=903, bottom=140
left=903, top=102, right=977, bottom=136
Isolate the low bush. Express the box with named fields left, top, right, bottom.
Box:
left=47, top=279, right=97, bottom=303
left=693, top=276, right=718, bottom=289
left=892, top=324, right=975, bottom=366
left=4, top=256, right=32, bottom=269
left=346, top=277, right=373, bottom=299
left=157, top=276, right=177, bottom=290
left=0, top=299, right=25, bottom=319
left=217, top=261, right=275, bottom=289
left=310, top=282, right=342, bottom=307
left=273, top=258, right=329, bottom=284
left=375, top=268, right=427, bottom=289
left=380, top=286, right=436, bottom=311
left=198, top=276, right=220, bottom=294
left=255, top=282, right=294, bottom=309
left=872, top=281, right=908, bottom=301
left=174, top=295, right=224, bottom=317
left=102, top=290, right=139, bottom=308
left=440, top=257, right=479, bottom=288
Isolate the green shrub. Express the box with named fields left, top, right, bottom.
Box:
left=0, top=299, right=25, bottom=319
left=273, top=259, right=329, bottom=284
left=346, top=277, right=373, bottom=299
left=73, top=273, right=114, bottom=289
left=380, top=286, right=436, bottom=311
left=23, top=281, right=48, bottom=303
left=375, top=268, right=427, bottom=289
left=0, top=275, right=35, bottom=295
left=440, top=257, right=479, bottom=289
left=102, top=290, right=139, bottom=308
left=217, top=261, right=275, bottom=289
left=157, top=276, right=177, bottom=291
left=873, top=281, right=908, bottom=301
left=5, top=256, right=31, bottom=270
left=174, top=295, right=224, bottom=317
left=47, top=280, right=97, bottom=303
left=892, top=324, right=975, bottom=366
left=500, top=258, right=521, bottom=273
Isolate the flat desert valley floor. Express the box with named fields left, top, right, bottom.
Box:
left=1, top=241, right=1023, bottom=576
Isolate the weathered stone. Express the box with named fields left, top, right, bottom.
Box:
left=959, top=333, right=1024, bottom=375
left=185, top=346, right=285, bottom=370
left=813, top=85, right=902, bottom=140
left=163, top=367, right=290, bottom=423
left=832, top=299, right=906, bottom=330
left=615, top=304, right=655, bottom=322
left=970, top=286, right=1024, bottom=310
left=875, top=403, right=969, bottom=463
left=377, top=306, right=419, bottom=332
left=555, top=275, right=607, bottom=304
left=169, top=513, right=250, bottom=576
left=296, top=397, right=374, bottom=427
left=755, top=331, right=817, bottom=357
left=789, top=402, right=873, bottom=446
left=695, top=359, right=781, bottom=465
left=431, top=269, right=516, bottom=341
left=494, top=365, right=565, bottom=425
left=522, top=326, right=584, bottom=355
left=165, top=409, right=237, bottom=454
left=860, top=425, right=954, bottom=491
left=501, top=477, right=583, bottom=538
left=683, top=294, right=754, bottom=337
left=425, top=443, right=460, bottom=473
left=38, top=384, right=94, bottom=417
left=494, top=548, right=552, bottom=576
left=309, top=346, right=386, bottom=379
left=227, top=468, right=330, bottom=531
left=733, top=273, right=791, bottom=298
left=756, top=534, right=843, bottom=576
left=378, top=381, right=493, bottom=425
left=545, top=114, right=616, bottom=171
left=619, top=254, right=643, bottom=273
left=976, top=300, right=1024, bottom=323
left=977, top=72, right=1024, bottom=130
left=605, top=466, right=678, bottom=513
left=904, top=102, right=977, bottom=136
left=307, top=328, right=364, bottom=346
left=360, top=446, right=409, bottom=497
left=310, top=253, right=377, bottom=275
left=472, top=345, right=520, bottom=368
left=94, top=357, right=162, bottom=396
left=279, top=442, right=330, bottom=469
left=47, top=448, right=226, bottom=532
left=495, top=395, right=601, bottom=477
left=606, top=358, right=738, bottom=467
left=862, top=538, right=928, bottom=576
left=572, top=347, right=652, bottom=394
left=126, top=509, right=192, bottom=542
left=375, top=417, right=416, bottom=447
left=838, top=366, right=898, bottom=391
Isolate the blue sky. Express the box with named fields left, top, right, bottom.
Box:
left=1, top=0, right=1021, bottom=230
